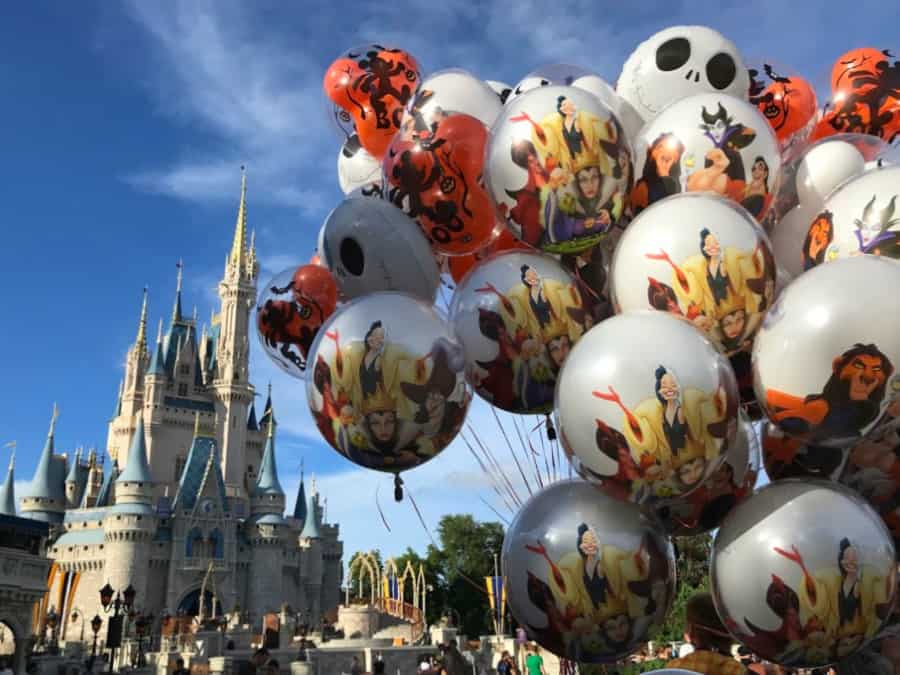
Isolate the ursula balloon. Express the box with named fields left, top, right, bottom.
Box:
left=306, top=292, right=470, bottom=477
left=323, top=44, right=421, bottom=160
left=255, top=265, right=339, bottom=379
left=384, top=111, right=497, bottom=256
left=631, top=93, right=781, bottom=222
left=804, top=164, right=900, bottom=265
left=753, top=256, right=900, bottom=447
left=486, top=85, right=633, bottom=255
left=502, top=479, right=676, bottom=664
left=712, top=480, right=896, bottom=668
left=319, top=197, right=441, bottom=303
left=610, top=192, right=777, bottom=357
left=449, top=250, right=596, bottom=415
left=557, top=311, right=740, bottom=504
left=654, top=413, right=760, bottom=536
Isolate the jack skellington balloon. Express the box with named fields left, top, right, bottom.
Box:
left=617, top=25, right=750, bottom=123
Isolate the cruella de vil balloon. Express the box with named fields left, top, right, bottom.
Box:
left=753, top=256, right=900, bottom=448
left=502, top=480, right=676, bottom=664
left=712, top=479, right=896, bottom=668
left=305, top=292, right=470, bottom=476
left=556, top=311, right=740, bottom=504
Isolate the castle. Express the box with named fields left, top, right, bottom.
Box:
left=0, top=173, right=343, bottom=641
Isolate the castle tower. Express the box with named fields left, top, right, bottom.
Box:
left=104, top=414, right=156, bottom=603
left=0, top=452, right=15, bottom=515
left=121, top=289, right=150, bottom=418
left=20, top=406, right=66, bottom=526
left=64, top=448, right=84, bottom=508
left=246, top=417, right=285, bottom=617
left=145, top=319, right=168, bottom=407
left=79, top=448, right=104, bottom=508
left=299, top=488, right=322, bottom=625
left=211, top=170, right=259, bottom=505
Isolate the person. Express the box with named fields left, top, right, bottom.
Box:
left=173, top=657, right=190, bottom=675
left=350, top=655, right=363, bottom=675
left=666, top=592, right=745, bottom=674
left=496, top=650, right=516, bottom=675
left=524, top=644, right=546, bottom=675
left=0, top=660, right=12, bottom=675
left=442, top=639, right=467, bottom=675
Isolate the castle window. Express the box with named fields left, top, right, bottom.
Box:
left=179, top=365, right=189, bottom=376
left=178, top=383, right=188, bottom=396
left=186, top=527, right=203, bottom=557
left=210, top=528, right=224, bottom=559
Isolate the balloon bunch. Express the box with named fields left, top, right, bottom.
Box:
left=253, top=26, right=900, bottom=670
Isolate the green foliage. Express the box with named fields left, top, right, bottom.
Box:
left=346, top=549, right=383, bottom=602
left=653, top=533, right=712, bottom=644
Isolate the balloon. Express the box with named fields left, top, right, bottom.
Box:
left=803, top=164, right=900, bottom=266
left=485, top=79, right=513, bottom=104
left=383, top=111, right=497, bottom=256
left=404, top=69, right=503, bottom=129
left=840, top=424, right=900, bottom=550
left=754, top=73, right=817, bottom=145
left=795, top=139, right=866, bottom=206
left=571, top=74, right=644, bottom=144
left=448, top=250, right=595, bottom=415
left=654, top=412, right=760, bottom=536
left=323, top=44, right=421, bottom=160
left=337, top=134, right=382, bottom=195
left=502, top=479, right=676, bottom=664
left=306, top=291, right=469, bottom=474
left=631, top=93, right=781, bottom=222
left=255, top=265, right=339, bottom=379
left=814, top=48, right=900, bottom=144
left=486, top=85, right=633, bottom=255
left=616, top=25, right=750, bottom=124
left=610, top=193, right=776, bottom=356
left=771, top=202, right=820, bottom=278
left=557, top=311, right=740, bottom=504
left=761, top=422, right=848, bottom=482
left=712, top=479, right=896, bottom=668
left=506, top=63, right=595, bottom=103
left=445, top=229, right=529, bottom=284
left=319, top=197, right=440, bottom=303
left=753, top=256, right=900, bottom=447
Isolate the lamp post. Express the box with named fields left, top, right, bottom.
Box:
left=70, top=607, right=86, bottom=643
left=88, top=615, right=102, bottom=672
left=45, top=608, right=59, bottom=653
left=133, top=614, right=151, bottom=668
left=99, top=582, right=136, bottom=674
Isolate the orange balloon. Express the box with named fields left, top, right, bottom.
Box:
left=309, top=253, right=323, bottom=267
left=831, top=47, right=890, bottom=98
left=323, top=45, right=420, bottom=160
left=383, top=112, right=498, bottom=256
left=757, top=75, right=817, bottom=142
left=447, top=229, right=530, bottom=283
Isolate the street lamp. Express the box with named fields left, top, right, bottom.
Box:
left=70, top=607, right=86, bottom=643
left=88, top=615, right=102, bottom=671
left=98, top=583, right=136, bottom=674
left=133, top=614, right=151, bottom=668
left=45, top=608, right=59, bottom=652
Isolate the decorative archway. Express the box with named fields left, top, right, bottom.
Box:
left=346, top=553, right=380, bottom=605
left=176, top=588, right=216, bottom=617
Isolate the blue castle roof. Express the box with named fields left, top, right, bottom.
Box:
left=300, top=492, right=320, bottom=539
left=117, top=416, right=153, bottom=484
left=95, top=461, right=118, bottom=508
left=253, top=424, right=283, bottom=498
left=0, top=457, right=15, bottom=516
left=173, top=435, right=229, bottom=512
left=292, top=475, right=307, bottom=522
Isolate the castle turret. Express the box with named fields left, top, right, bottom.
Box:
left=104, top=415, right=157, bottom=605
left=292, top=463, right=307, bottom=523
left=299, top=488, right=322, bottom=624
left=64, top=448, right=85, bottom=508
left=0, top=452, right=15, bottom=515
left=20, top=406, right=66, bottom=525
left=246, top=416, right=286, bottom=617
left=212, top=169, right=258, bottom=505
left=79, top=449, right=104, bottom=508
left=146, top=318, right=168, bottom=400
left=121, top=290, right=150, bottom=418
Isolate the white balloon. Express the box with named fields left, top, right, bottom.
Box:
left=485, top=79, right=513, bottom=104
left=807, top=164, right=900, bottom=264
left=571, top=74, right=644, bottom=143
left=506, top=64, right=594, bottom=104
left=406, top=69, right=503, bottom=128
left=753, top=256, right=900, bottom=447
left=610, top=193, right=776, bottom=356
left=794, top=140, right=865, bottom=206
left=617, top=25, right=750, bottom=123
left=769, top=201, right=818, bottom=278
left=556, top=310, right=740, bottom=504
left=337, top=135, right=382, bottom=195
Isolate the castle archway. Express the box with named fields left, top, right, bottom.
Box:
left=176, top=588, right=217, bottom=617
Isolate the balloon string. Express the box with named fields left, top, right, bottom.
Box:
left=374, top=484, right=392, bottom=533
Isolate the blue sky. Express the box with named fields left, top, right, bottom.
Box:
left=1, top=1, right=898, bottom=559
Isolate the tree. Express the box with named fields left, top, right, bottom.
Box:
left=426, top=514, right=505, bottom=638
left=653, top=533, right=713, bottom=644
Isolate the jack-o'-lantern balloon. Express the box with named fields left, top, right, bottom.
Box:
left=446, top=229, right=530, bottom=284
left=256, top=265, right=339, bottom=379
left=749, top=65, right=817, bottom=145
left=323, top=44, right=421, bottom=160
left=384, top=111, right=497, bottom=256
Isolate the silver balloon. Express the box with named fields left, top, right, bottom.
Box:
left=503, top=479, right=676, bottom=664
left=319, top=197, right=441, bottom=303
left=654, top=412, right=760, bottom=536
left=712, top=479, right=897, bottom=668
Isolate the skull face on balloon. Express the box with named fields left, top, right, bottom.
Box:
left=323, top=44, right=421, bottom=160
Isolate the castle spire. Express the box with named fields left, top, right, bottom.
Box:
left=172, top=260, right=184, bottom=324
left=253, top=416, right=283, bottom=497
left=0, top=446, right=15, bottom=515
left=117, top=414, right=152, bottom=484
left=229, top=167, right=248, bottom=272
left=300, top=487, right=320, bottom=539
left=26, top=405, right=62, bottom=501
left=148, top=318, right=166, bottom=376
left=292, top=458, right=307, bottom=521
left=135, top=288, right=149, bottom=352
